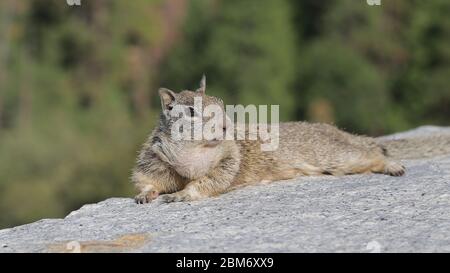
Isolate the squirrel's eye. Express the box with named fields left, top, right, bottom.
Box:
left=167, top=105, right=173, bottom=111
left=188, top=107, right=195, bottom=117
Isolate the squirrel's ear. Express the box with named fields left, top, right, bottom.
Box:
left=159, top=88, right=176, bottom=110
left=196, top=74, right=206, bottom=94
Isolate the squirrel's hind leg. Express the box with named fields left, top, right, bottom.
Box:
left=331, top=153, right=406, bottom=177
left=367, top=156, right=406, bottom=177
left=378, top=160, right=406, bottom=176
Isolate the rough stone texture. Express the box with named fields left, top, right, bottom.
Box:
left=1, top=126, right=450, bottom=253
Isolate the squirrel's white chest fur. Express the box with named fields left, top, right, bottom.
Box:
left=174, top=147, right=221, bottom=179
left=153, top=140, right=222, bottom=179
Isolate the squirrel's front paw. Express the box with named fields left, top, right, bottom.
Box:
left=160, top=190, right=200, bottom=203
left=135, top=190, right=159, bottom=204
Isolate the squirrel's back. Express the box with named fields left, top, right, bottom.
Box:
left=232, top=122, right=450, bottom=187
left=232, top=122, right=387, bottom=186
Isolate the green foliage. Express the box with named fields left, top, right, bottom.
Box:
left=295, top=40, right=389, bottom=133
left=0, top=0, right=160, bottom=227
left=398, top=0, right=450, bottom=124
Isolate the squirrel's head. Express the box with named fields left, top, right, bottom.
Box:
left=155, top=75, right=233, bottom=179
left=158, top=75, right=230, bottom=147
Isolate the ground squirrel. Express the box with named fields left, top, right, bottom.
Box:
left=132, top=76, right=450, bottom=203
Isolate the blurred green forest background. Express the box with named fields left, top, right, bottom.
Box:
left=0, top=0, right=449, bottom=228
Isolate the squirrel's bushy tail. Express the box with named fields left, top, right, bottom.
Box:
left=377, top=134, right=450, bottom=160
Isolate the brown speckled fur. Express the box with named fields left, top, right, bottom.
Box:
left=132, top=76, right=450, bottom=203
